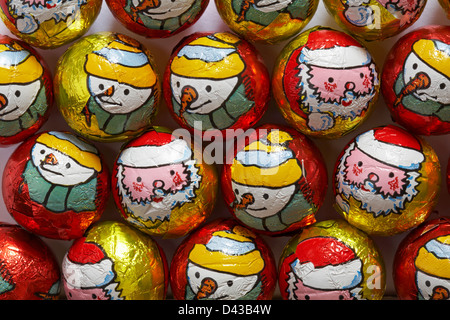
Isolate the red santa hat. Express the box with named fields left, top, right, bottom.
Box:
left=290, top=237, right=363, bottom=290
left=118, top=135, right=192, bottom=168
left=355, top=126, right=425, bottom=170
left=63, top=239, right=115, bottom=289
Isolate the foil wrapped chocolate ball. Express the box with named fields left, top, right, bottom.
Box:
left=221, top=123, right=328, bottom=235
left=170, top=218, right=277, bottom=300
left=272, top=26, right=379, bottom=139
left=2, top=131, right=110, bottom=240
left=0, top=223, right=61, bottom=300
left=54, top=32, right=161, bottom=142
left=0, top=35, right=53, bottom=146
left=393, top=217, right=450, bottom=300
left=112, top=126, right=218, bottom=238
left=62, top=220, right=168, bottom=300
left=0, top=0, right=101, bottom=49
left=333, top=125, right=441, bottom=236
left=215, top=0, right=319, bottom=44
left=278, top=219, right=386, bottom=300
left=381, top=25, right=450, bottom=136
left=163, top=32, right=270, bottom=137
left=105, top=0, right=209, bottom=38
left=322, top=0, right=426, bottom=42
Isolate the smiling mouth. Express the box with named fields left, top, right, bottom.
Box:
left=185, top=100, right=213, bottom=112
left=0, top=106, right=19, bottom=117
left=98, top=96, right=122, bottom=106
left=40, top=163, right=64, bottom=176
left=246, top=207, right=267, bottom=211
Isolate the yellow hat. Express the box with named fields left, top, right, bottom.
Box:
left=84, top=39, right=156, bottom=88
left=231, top=131, right=302, bottom=187
left=36, top=132, right=102, bottom=172
left=0, top=44, right=43, bottom=85
left=412, top=39, right=450, bottom=78
left=188, top=229, right=265, bottom=276
left=415, top=235, right=450, bottom=279
left=170, top=34, right=245, bottom=79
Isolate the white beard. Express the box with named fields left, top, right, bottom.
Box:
left=335, top=142, right=420, bottom=217
left=297, top=64, right=377, bottom=131
left=116, top=159, right=201, bottom=223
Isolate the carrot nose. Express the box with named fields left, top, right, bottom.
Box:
left=431, top=286, right=449, bottom=300
left=235, top=193, right=255, bottom=210
left=103, top=86, right=114, bottom=97
left=195, top=278, right=217, bottom=300
left=147, top=0, right=160, bottom=8
left=44, top=153, right=58, bottom=165
left=0, top=93, right=7, bottom=110
left=394, top=72, right=431, bottom=107
left=180, top=86, right=198, bottom=113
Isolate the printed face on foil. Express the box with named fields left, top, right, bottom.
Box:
left=7, top=0, right=88, bottom=35
left=335, top=126, right=425, bottom=218
left=341, top=0, right=424, bottom=28
left=232, top=0, right=293, bottom=25
left=230, top=130, right=312, bottom=233
left=20, top=131, right=102, bottom=213
left=62, top=240, right=123, bottom=300
left=284, top=236, right=364, bottom=300
left=0, top=41, right=47, bottom=136
left=185, top=226, right=265, bottom=300
left=82, top=35, right=157, bottom=135
left=394, top=39, right=450, bottom=121
left=414, top=235, right=450, bottom=300
left=293, top=44, right=378, bottom=132
left=116, top=138, right=201, bottom=223
left=169, top=33, right=255, bottom=130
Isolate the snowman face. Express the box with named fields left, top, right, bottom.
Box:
left=186, top=262, right=259, bottom=300
left=132, top=0, right=196, bottom=20
left=0, top=80, right=41, bottom=121
left=170, top=74, right=239, bottom=114
left=416, top=270, right=450, bottom=300
left=403, top=51, right=450, bottom=105
left=254, top=0, right=293, bottom=12
left=231, top=181, right=296, bottom=218
left=31, top=142, right=96, bottom=186
left=88, top=75, right=153, bottom=114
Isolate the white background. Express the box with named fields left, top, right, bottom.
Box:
left=0, top=0, right=448, bottom=299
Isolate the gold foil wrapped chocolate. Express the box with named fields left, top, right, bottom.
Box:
left=54, top=32, right=161, bottom=143
left=111, top=127, right=218, bottom=238
left=215, top=0, right=319, bottom=44
left=333, top=125, right=441, bottom=236
left=278, top=219, right=386, bottom=300
left=0, top=0, right=101, bottom=49
left=62, top=220, right=168, bottom=300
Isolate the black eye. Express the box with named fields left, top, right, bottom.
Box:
left=66, top=163, right=71, bottom=169
left=195, top=272, right=200, bottom=278
left=15, top=90, right=20, bottom=97
left=136, top=177, right=142, bottom=182
left=425, top=280, right=431, bottom=287
left=124, top=89, right=130, bottom=95
left=40, top=149, right=45, bottom=154
left=360, top=73, right=364, bottom=78
left=339, top=295, right=344, bottom=300
left=176, top=81, right=180, bottom=88
left=357, top=161, right=363, bottom=167
left=234, top=189, right=239, bottom=195
left=412, top=63, right=418, bottom=70
left=305, top=295, right=310, bottom=300
left=389, top=172, right=394, bottom=178
left=205, top=85, right=212, bottom=92
left=227, top=280, right=233, bottom=287
left=328, top=77, right=334, bottom=83
left=91, top=294, right=97, bottom=299
left=99, top=84, right=104, bottom=90
left=263, top=193, right=269, bottom=200
left=170, top=170, right=175, bottom=175
left=440, top=83, right=446, bottom=90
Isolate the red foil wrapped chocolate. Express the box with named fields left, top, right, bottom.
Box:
left=163, top=32, right=270, bottom=137
left=170, top=218, right=277, bottom=300
left=105, top=0, right=209, bottom=38
left=0, top=223, right=61, bottom=300
left=381, top=25, right=450, bottom=136
left=221, top=123, right=328, bottom=236
left=0, top=35, right=53, bottom=147
left=393, top=217, right=450, bottom=300
left=2, top=131, right=110, bottom=240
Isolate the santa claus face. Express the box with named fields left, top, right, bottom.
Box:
left=403, top=47, right=450, bottom=105
left=186, top=262, right=259, bottom=300
left=231, top=181, right=296, bottom=218
left=170, top=74, right=239, bottom=115
left=132, top=0, right=196, bottom=20
left=120, top=163, right=190, bottom=203
left=290, top=280, right=354, bottom=300
left=31, top=142, right=96, bottom=186
left=0, top=80, right=41, bottom=121
left=64, top=285, right=111, bottom=300
left=87, top=75, right=153, bottom=114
